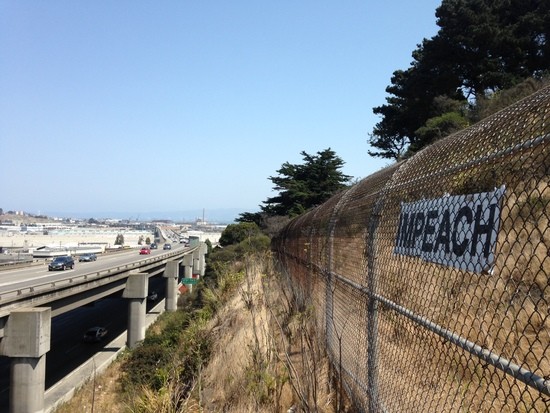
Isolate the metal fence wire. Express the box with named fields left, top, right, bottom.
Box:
left=272, top=86, right=550, bottom=412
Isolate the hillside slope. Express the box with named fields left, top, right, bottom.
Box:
left=54, top=254, right=347, bottom=412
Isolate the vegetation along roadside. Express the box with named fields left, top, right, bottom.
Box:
left=53, top=222, right=350, bottom=412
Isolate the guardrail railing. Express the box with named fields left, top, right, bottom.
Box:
left=0, top=247, right=195, bottom=317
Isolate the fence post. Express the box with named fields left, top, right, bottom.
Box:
left=366, top=197, right=384, bottom=411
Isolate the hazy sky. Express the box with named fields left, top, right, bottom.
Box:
left=1, top=1, right=441, bottom=221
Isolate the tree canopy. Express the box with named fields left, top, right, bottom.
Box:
left=369, top=0, right=550, bottom=160
left=115, top=234, right=124, bottom=246
left=261, top=148, right=351, bottom=217
left=219, top=222, right=263, bottom=247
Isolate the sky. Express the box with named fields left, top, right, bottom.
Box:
left=0, top=1, right=442, bottom=222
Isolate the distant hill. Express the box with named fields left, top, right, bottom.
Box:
left=1, top=208, right=249, bottom=225
left=0, top=213, right=52, bottom=225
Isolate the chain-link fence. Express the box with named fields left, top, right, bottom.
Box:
left=272, top=86, right=550, bottom=412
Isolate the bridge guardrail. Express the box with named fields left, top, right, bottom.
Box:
left=0, top=246, right=196, bottom=319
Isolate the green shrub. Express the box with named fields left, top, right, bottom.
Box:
left=236, top=234, right=271, bottom=254
left=120, top=343, right=173, bottom=391
left=119, top=234, right=264, bottom=405
left=219, top=222, right=262, bottom=246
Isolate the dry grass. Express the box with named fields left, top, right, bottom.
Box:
left=53, top=356, right=127, bottom=413
left=275, top=167, right=550, bottom=411
left=194, top=254, right=344, bottom=412
left=53, top=253, right=346, bottom=413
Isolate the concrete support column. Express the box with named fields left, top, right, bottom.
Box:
left=199, top=243, right=207, bottom=277
left=122, top=272, right=148, bottom=348
left=0, top=307, right=51, bottom=413
left=182, top=254, right=194, bottom=292
left=163, top=260, right=179, bottom=312
left=192, top=250, right=200, bottom=277
left=183, top=254, right=193, bottom=279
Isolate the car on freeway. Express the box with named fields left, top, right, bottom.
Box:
left=83, top=326, right=108, bottom=343
left=150, top=243, right=158, bottom=249
left=139, top=247, right=151, bottom=255
left=147, top=290, right=158, bottom=301
left=48, top=256, right=75, bottom=271
left=163, top=243, right=172, bottom=250
left=79, top=253, right=97, bottom=262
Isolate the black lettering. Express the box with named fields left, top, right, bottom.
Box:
left=471, top=203, right=497, bottom=258
left=412, top=212, right=425, bottom=248
left=452, top=206, right=473, bottom=256
left=405, top=212, right=417, bottom=248
left=421, top=209, right=438, bottom=252
left=396, top=211, right=409, bottom=248
left=434, top=209, right=451, bottom=254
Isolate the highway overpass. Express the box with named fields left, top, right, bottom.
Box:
left=0, top=242, right=207, bottom=413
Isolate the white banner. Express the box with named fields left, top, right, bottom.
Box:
left=394, top=186, right=505, bottom=273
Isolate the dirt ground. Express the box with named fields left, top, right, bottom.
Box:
left=52, top=256, right=343, bottom=413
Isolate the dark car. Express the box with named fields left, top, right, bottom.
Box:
left=163, top=243, right=172, bottom=250
left=150, top=243, right=158, bottom=249
left=147, top=290, right=159, bottom=301
left=79, top=253, right=97, bottom=262
left=48, top=256, right=75, bottom=271
left=83, top=326, right=108, bottom=343
left=139, top=247, right=151, bottom=255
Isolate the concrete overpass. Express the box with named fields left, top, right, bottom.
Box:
left=0, top=243, right=207, bottom=413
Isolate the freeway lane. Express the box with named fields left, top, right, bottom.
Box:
left=0, top=292, right=136, bottom=412
left=0, top=246, right=181, bottom=291
left=43, top=275, right=166, bottom=387
left=0, top=246, right=180, bottom=412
